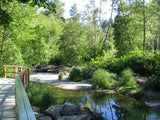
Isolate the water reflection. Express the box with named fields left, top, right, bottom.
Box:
left=50, top=87, right=159, bottom=120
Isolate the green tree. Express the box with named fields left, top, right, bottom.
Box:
left=69, top=4, right=80, bottom=21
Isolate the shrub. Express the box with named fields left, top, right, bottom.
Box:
left=49, top=52, right=65, bottom=65
left=69, top=67, right=94, bottom=82
left=81, top=68, right=93, bottom=80
left=58, top=74, right=63, bottom=80
left=119, top=68, right=136, bottom=87
left=92, top=69, right=116, bottom=89
left=89, top=50, right=159, bottom=76
left=63, top=67, right=71, bottom=72
left=68, top=68, right=82, bottom=82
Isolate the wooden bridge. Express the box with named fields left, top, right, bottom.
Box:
left=0, top=65, right=36, bottom=120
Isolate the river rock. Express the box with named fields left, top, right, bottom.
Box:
left=57, top=114, right=91, bottom=120
left=45, top=105, right=64, bottom=119
left=83, top=107, right=105, bottom=120
left=32, top=106, right=40, bottom=113
left=60, top=103, right=80, bottom=115
left=34, top=112, right=45, bottom=119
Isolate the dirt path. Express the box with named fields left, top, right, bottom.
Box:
left=30, top=72, right=93, bottom=90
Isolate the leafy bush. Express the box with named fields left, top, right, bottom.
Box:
left=89, top=50, right=159, bottom=76
left=151, top=75, right=160, bottom=90
left=58, top=74, right=63, bottom=80
left=49, top=52, right=65, bottom=65
left=119, top=68, right=136, bottom=87
left=69, top=67, right=94, bottom=82
left=27, top=82, right=56, bottom=109
left=151, top=52, right=160, bottom=90
left=92, top=69, right=116, bottom=89
left=81, top=68, right=94, bottom=80
left=63, top=67, right=71, bottom=72
left=68, top=68, right=82, bottom=82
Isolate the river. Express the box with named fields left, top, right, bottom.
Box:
left=48, top=86, right=160, bottom=120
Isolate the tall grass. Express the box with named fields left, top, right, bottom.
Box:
left=119, top=68, right=136, bottom=87
left=92, top=69, right=116, bottom=89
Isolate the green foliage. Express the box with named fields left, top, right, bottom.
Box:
left=92, top=69, right=116, bottom=89
left=89, top=50, right=160, bottom=76
left=49, top=52, right=65, bottom=65
left=119, top=68, right=136, bottom=87
left=81, top=68, right=94, bottom=80
left=68, top=67, right=94, bottom=82
left=150, top=52, right=160, bottom=90
left=68, top=68, right=82, bottom=82
left=58, top=74, right=63, bottom=80
left=27, top=82, right=56, bottom=109
left=151, top=75, right=160, bottom=90
left=63, top=67, right=71, bottom=72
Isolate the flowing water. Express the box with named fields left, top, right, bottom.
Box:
left=49, top=87, right=160, bottom=120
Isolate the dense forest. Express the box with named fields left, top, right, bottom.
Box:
left=0, top=0, right=160, bottom=89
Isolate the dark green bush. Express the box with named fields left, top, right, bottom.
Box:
left=68, top=68, right=82, bottom=82
left=81, top=68, right=93, bottom=80
left=69, top=67, right=94, bottom=82
left=92, top=69, right=116, bottom=89
left=49, top=52, right=65, bottom=65
left=151, top=75, right=160, bottom=90
left=89, top=50, right=159, bottom=76
left=150, top=52, right=160, bottom=90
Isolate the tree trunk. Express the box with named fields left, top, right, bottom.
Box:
left=100, top=0, right=114, bottom=55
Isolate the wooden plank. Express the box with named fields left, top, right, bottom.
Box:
left=15, top=76, right=36, bottom=120
left=0, top=78, right=16, bottom=119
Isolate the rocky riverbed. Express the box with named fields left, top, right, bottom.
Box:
left=33, top=103, right=105, bottom=120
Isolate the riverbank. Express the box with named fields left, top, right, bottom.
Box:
left=31, top=72, right=93, bottom=90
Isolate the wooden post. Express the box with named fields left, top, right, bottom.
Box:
left=20, top=67, right=23, bottom=72
left=14, top=67, right=18, bottom=76
left=27, top=68, right=30, bottom=87
left=4, top=66, right=6, bottom=78
left=25, top=69, right=27, bottom=89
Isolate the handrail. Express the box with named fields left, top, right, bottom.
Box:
left=16, top=69, right=36, bottom=120
left=0, top=65, right=30, bottom=88
left=0, top=65, right=36, bottom=120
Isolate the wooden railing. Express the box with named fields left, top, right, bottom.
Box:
left=0, top=65, right=30, bottom=89
left=0, top=65, right=36, bottom=120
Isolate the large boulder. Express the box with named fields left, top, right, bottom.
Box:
left=60, top=103, right=80, bottom=115
left=32, top=106, right=41, bottom=113
left=45, top=105, right=64, bottom=119
left=34, top=112, right=45, bottom=119
left=44, top=104, right=106, bottom=120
